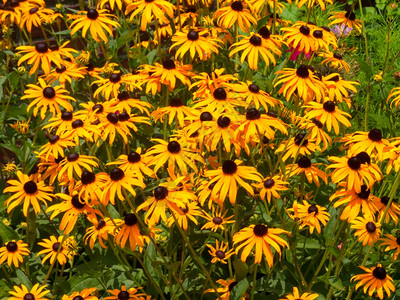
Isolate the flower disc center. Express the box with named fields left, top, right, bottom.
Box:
left=253, top=224, right=268, bottom=237
left=110, top=168, right=125, bottom=181
left=24, top=181, right=38, bottom=194
left=43, top=87, right=56, bottom=99
left=222, top=160, right=237, bottom=175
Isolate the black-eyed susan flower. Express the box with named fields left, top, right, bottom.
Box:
left=37, top=235, right=74, bottom=265
left=8, top=284, right=49, bottom=300
left=205, top=159, right=262, bottom=204
left=104, top=285, right=147, bottom=300
left=62, top=287, right=98, bottom=300
left=190, top=68, right=236, bottom=99
left=98, top=0, right=129, bottom=11
left=0, top=240, right=30, bottom=267
left=126, top=0, right=174, bottom=31
left=320, top=51, right=350, bottom=73
left=84, top=218, right=118, bottom=249
left=201, top=206, right=234, bottom=231
left=205, top=279, right=245, bottom=300
left=64, top=117, right=101, bottom=144
left=37, top=134, right=76, bottom=160
left=328, top=155, right=381, bottom=193
left=275, top=133, right=320, bottom=162
left=233, top=224, right=289, bottom=265
left=344, top=129, right=390, bottom=161
left=351, top=216, right=381, bottom=246
left=230, top=81, right=279, bottom=111
left=351, top=264, right=395, bottom=299
left=151, top=97, right=194, bottom=127
left=286, top=156, right=328, bottom=187
left=114, top=213, right=145, bottom=252
left=147, top=138, right=204, bottom=175
left=274, top=65, right=325, bottom=102
left=40, top=155, right=65, bottom=185
left=207, top=240, right=234, bottom=264
left=74, top=171, right=108, bottom=205
left=296, top=117, right=332, bottom=151
left=296, top=200, right=330, bottom=234
left=21, top=78, right=76, bottom=119
left=213, top=1, right=257, bottom=33
left=167, top=201, right=202, bottom=230
left=137, top=178, right=197, bottom=225
left=19, top=5, right=54, bottom=32
left=372, top=195, right=400, bottom=225
left=303, top=100, right=351, bottom=135
left=279, top=287, right=319, bottom=300
left=204, top=114, right=239, bottom=152
left=68, top=8, right=119, bottom=43
left=0, top=1, right=23, bottom=24
left=387, top=86, right=400, bottom=108
left=323, top=73, right=359, bottom=104
left=47, top=193, right=102, bottom=234
left=46, top=61, right=87, bottom=86
left=229, top=32, right=278, bottom=70
left=113, top=91, right=153, bottom=115
left=380, top=234, right=400, bottom=260
left=99, top=112, right=132, bottom=144
left=92, top=72, right=136, bottom=100
left=329, top=10, right=362, bottom=34
left=3, top=171, right=53, bottom=216
left=16, top=42, right=62, bottom=75
left=42, top=111, right=78, bottom=134
left=294, top=0, right=333, bottom=10
left=101, top=168, right=145, bottom=206
left=58, top=153, right=98, bottom=184
left=281, top=23, right=317, bottom=55
left=170, top=28, right=222, bottom=61
left=253, top=175, right=289, bottom=203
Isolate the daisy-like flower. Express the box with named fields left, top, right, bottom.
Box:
left=101, top=168, right=145, bottom=206
left=229, top=33, right=278, bottom=70
left=387, top=86, right=400, bottom=108
left=205, top=159, right=262, bottom=204
left=274, top=65, right=325, bottom=102
left=37, top=235, right=74, bottom=265
left=21, top=78, right=76, bottom=119
left=16, top=42, right=62, bottom=75
left=351, top=264, right=395, bottom=299
left=98, top=0, right=130, bottom=11
left=205, top=279, right=245, bottom=300
left=68, top=8, right=119, bottom=43
left=37, top=134, right=76, bottom=160
left=42, top=111, right=78, bottom=134
left=207, top=240, right=234, bottom=264
left=74, top=171, right=108, bottom=205
left=380, top=234, right=400, bottom=260
left=3, top=171, right=53, bottom=216
left=351, top=216, right=381, bottom=246
left=126, top=0, right=174, bottom=31
left=92, top=72, right=134, bottom=100
left=303, top=100, right=351, bottom=135
left=170, top=28, right=222, bottom=61
left=8, top=284, right=50, bottom=300
left=296, top=200, right=330, bottom=234
left=328, top=155, right=382, bottom=193
left=151, top=97, right=194, bottom=127
left=323, top=73, right=359, bottom=104
left=253, top=175, right=289, bottom=203
left=146, top=138, right=204, bottom=175
left=62, top=287, right=98, bottom=300
left=0, top=240, right=30, bottom=267
left=201, top=206, right=234, bottom=231
left=372, top=195, right=400, bottom=225
left=57, top=153, right=98, bottom=184
left=97, top=112, right=131, bottom=144
left=84, top=218, right=119, bottom=249
left=294, top=0, right=333, bottom=10
left=167, top=201, right=203, bottom=230
left=137, top=178, right=197, bottom=225
left=47, top=193, right=102, bottom=234
left=344, top=129, right=390, bottom=161
left=19, top=5, right=54, bottom=32
left=329, top=10, right=362, bottom=34
left=320, top=51, right=350, bottom=73
left=113, top=91, right=153, bottom=115
left=114, top=213, right=145, bottom=252
left=230, top=81, right=279, bottom=111
left=233, top=224, right=289, bottom=265
left=275, top=133, right=320, bottom=162
left=281, top=23, right=317, bottom=55
left=104, top=285, right=147, bottom=300
left=280, top=287, right=319, bottom=300
left=286, top=156, right=328, bottom=187
left=190, top=68, right=236, bottom=98
left=213, top=1, right=257, bottom=33
left=297, top=117, right=332, bottom=151
left=45, top=61, right=85, bottom=86
left=204, top=114, right=239, bottom=152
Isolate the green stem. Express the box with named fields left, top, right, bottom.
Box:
left=250, top=264, right=258, bottom=300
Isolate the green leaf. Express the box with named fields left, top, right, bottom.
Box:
left=327, top=246, right=340, bottom=258
left=229, top=278, right=249, bottom=300
left=233, top=258, right=249, bottom=281
left=15, top=269, right=32, bottom=288
left=0, top=222, right=19, bottom=242
left=356, top=58, right=373, bottom=80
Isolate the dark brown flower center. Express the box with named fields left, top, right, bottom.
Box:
left=110, top=168, right=124, bottom=181
left=356, top=185, right=370, bottom=199
left=267, top=111, right=278, bottom=118
left=35, top=42, right=48, bottom=53
left=128, top=151, right=141, bottom=163
left=61, top=111, right=73, bottom=121
left=67, top=153, right=79, bottom=162
left=366, top=221, right=376, bottom=233
left=249, top=35, right=262, bottom=46
left=347, top=157, right=361, bottom=170
left=294, top=133, right=308, bottom=147
left=170, top=98, right=183, bottom=107
left=253, top=224, right=268, bottom=237
left=180, top=206, right=189, bottom=214
left=187, top=31, right=199, bottom=41
left=368, top=128, right=382, bottom=142
left=313, top=30, right=323, bottom=39
left=231, top=1, right=243, bottom=11
left=246, top=108, right=261, bottom=120
left=345, top=10, right=356, bottom=20
left=200, top=111, right=213, bottom=121
left=87, top=8, right=99, bottom=20
left=222, top=160, right=237, bottom=175
left=73, top=296, right=84, bottom=300
left=333, top=52, right=342, bottom=60
left=263, top=178, right=275, bottom=189
left=96, top=219, right=106, bottom=230
left=167, top=141, right=181, bottom=153
left=323, top=101, right=336, bottom=112
left=312, top=118, right=323, bottom=128
left=23, top=293, right=35, bottom=300
left=71, top=119, right=84, bottom=128
left=308, top=204, right=318, bottom=214
left=228, top=281, right=238, bottom=291
left=29, top=7, right=38, bottom=14
left=248, top=84, right=259, bottom=93
left=213, top=88, right=227, bottom=100
left=81, top=170, right=96, bottom=185
left=93, top=104, right=104, bottom=113
left=380, top=196, right=395, bottom=205
left=212, top=216, right=223, bottom=224
left=356, top=151, right=371, bottom=165
left=215, top=250, right=225, bottom=259
left=24, top=181, right=38, bottom=194
left=372, top=266, right=387, bottom=280
left=299, top=25, right=310, bottom=35
left=6, top=242, right=18, bottom=252
left=118, top=112, right=129, bottom=121
left=163, top=59, right=176, bottom=70
left=217, top=116, right=230, bottom=128
left=118, top=91, right=130, bottom=100
left=43, top=87, right=55, bottom=99
left=296, top=65, right=309, bottom=78
left=298, top=156, right=311, bottom=168
left=125, top=213, right=138, bottom=226
left=71, top=195, right=86, bottom=209
left=49, top=135, right=60, bottom=144
left=56, top=65, right=66, bottom=73
left=107, top=113, right=119, bottom=124
left=109, top=73, right=121, bottom=83
left=154, top=186, right=168, bottom=200
left=118, top=291, right=130, bottom=300
left=258, top=26, right=270, bottom=39
left=52, top=242, right=60, bottom=252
